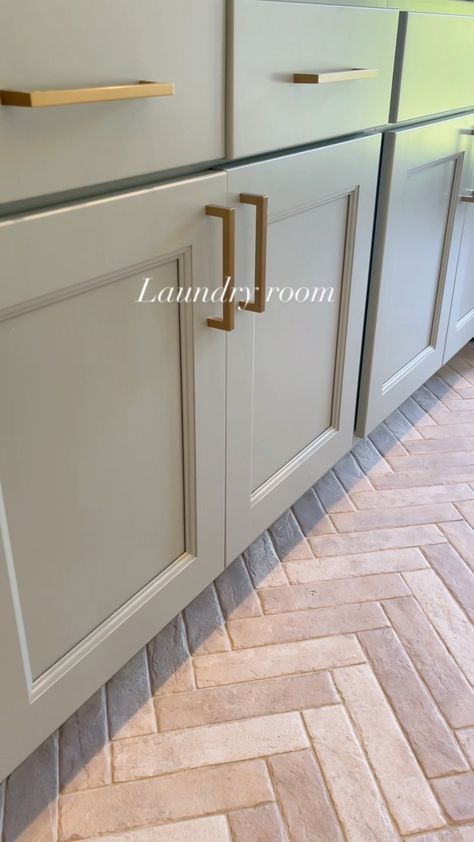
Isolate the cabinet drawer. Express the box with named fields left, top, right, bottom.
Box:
left=392, top=12, right=474, bottom=122
left=228, top=1, right=398, bottom=158
left=0, top=0, right=225, bottom=203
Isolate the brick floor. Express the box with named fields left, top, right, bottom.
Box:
left=3, top=346, right=474, bottom=841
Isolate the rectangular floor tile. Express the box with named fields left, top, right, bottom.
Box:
left=369, top=422, right=408, bottom=457
left=423, top=543, right=474, bottom=621
left=432, top=772, right=474, bottom=822
left=268, top=749, right=344, bottom=842
left=384, top=408, right=423, bottom=441
left=371, top=467, right=474, bottom=489
left=4, top=734, right=58, bottom=842
left=408, top=828, right=474, bottom=842
left=269, top=509, right=313, bottom=561
left=260, top=573, right=409, bottom=614
left=214, top=557, right=262, bottom=620
left=403, top=570, right=474, bottom=683
left=359, top=627, right=468, bottom=777
left=284, top=548, right=427, bottom=584
left=304, top=706, right=398, bottom=842
left=314, top=470, right=355, bottom=512
left=112, top=712, right=308, bottom=781
left=155, top=672, right=337, bottom=730
left=59, top=760, right=274, bottom=841
left=351, top=437, right=392, bottom=476
left=331, top=503, right=460, bottom=533
left=383, top=597, right=474, bottom=728
left=421, top=423, right=474, bottom=439
left=81, top=816, right=231, bottom=842
left=350, top=484, right=474, bottom=510
left=183, top=584, right=230, bottom=656
left=456, top=728, right=474, bottom=766
left=243, top=532, right=288, bottom=589
left=60, top=689, right=112, bottom=793
left=227, top=804, right=288, bottom=842
left=333, top=664, right=445, bottom=834
left=388, top=452, right=474, bottom=472
left=292, top=488, right=336, bottom=537
left=309, top=525, right=444, bottom=557
left=405, top=437, right=474, bottom=454
left=147, top=614, right=195, bottom=696
left=440, top=520, right=474, bottom=572
left=193, top=635, right=365, bottom=687
left=333, top=452, right=374, bottom=493
left=107, top=650, right=156, bottom=740
left=228, top=602, right=387, bottom=647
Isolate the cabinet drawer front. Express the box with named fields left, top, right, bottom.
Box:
left=229, top=1, right=398, bottom=158
left=0, top=0, right=225, bottom=203
left=392, top=12, right=474, bottom=123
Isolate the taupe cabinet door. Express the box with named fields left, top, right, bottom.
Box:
left=445, top=120, right=474, bottom=361
left=225, top=135, right=381, bottom=562
left=0, top=173, right=226, bottom=779
left=357, top=115, right=473, bottom=437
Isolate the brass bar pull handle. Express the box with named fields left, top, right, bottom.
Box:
left=293, top=68, right=378, bottom=84
left=461, top=190, right=474, bottom=203
left=239, top=193, right=268, bottom=314
left=206, top=205, right=236, bottom=332
left=0, top=80, right=174, bottom=108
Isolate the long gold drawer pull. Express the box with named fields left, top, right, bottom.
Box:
left=206, top=205, right=236, bottom=332
left=239, top=194, right=268, bottom=314
left=0, top=81, right=174, bottom=108
left=461, top=191, right=474, bottom=203
left=293, top=68, right=378, bottom=84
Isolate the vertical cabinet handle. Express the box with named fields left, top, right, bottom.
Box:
left=206, top=205, right=236, bottom=332
left=239, top=194, right=268, bottom=314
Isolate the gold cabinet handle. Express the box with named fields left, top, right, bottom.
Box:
left=206, top=205, right=236, bottom=332
left=239, top=194, right=268, bottom=314
left=0, top=80, right=174, bottom=107
left=293, top=68, right=378, bottom=84
left=461, top=190, right=474, bottom=203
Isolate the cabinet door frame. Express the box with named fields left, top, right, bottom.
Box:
left=225, top=135, right=381, bottom=563
left=357, top=115, right=472, bottom=437
left=0, top=173, right=227, bottom=780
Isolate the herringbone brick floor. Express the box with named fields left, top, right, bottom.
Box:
left=3, top=347, right=474, bottom=841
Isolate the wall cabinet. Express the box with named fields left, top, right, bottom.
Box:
left=225, top=135, right=381, bottom=561
left=0, top=173, right=227, bottom=780
left=357, top=114, right=474, bottom=436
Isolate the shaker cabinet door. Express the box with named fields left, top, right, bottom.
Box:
left=357, top=115, right=473, bottom=437
left=225, top=135, right=380, bottom=562
left=0, top=173, right=227, bottom=780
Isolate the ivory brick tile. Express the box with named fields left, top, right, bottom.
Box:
left=107, top=650, right=156, bottom=740
left=439, top=520, right=474, bottom=572
left=155, top=673, right=337, bottom=730
left=268, top=750, right=344, bottom=841
left=446, top=354, right=474, bottom=383
left=112, top=713, right=308, bottom=781
left=59, top=760, right=274, bottom=841
left=420, top=422, right=474, bottom=439
left=314, top=469, right=355, bottom=512
left=269, top=509, right=313, bottom=561
left=432, top=772, right=474, bottom=822
left=359, top=627, right=468, bottom=777
left=60, top=689, right=111, bottom=793
left=455, top=500, right=474, bottom=530
left=369, top=421, right=408, bottom=457
left=243, top=532, right=288, bottom=588
left=352, top=437, right=392, bottom=476
left=333, top=452, right=373, bottom=492
left=147, top=614, right=195, bottom=696
left=457, top=728, right=474, bottom=766
left=444, top=398, right=474, bottom=411
left=3, top=734, right=59, bottom=842
left=284, top=548, right=427, bottom=583
left=214, top=557, right=262, bottom=619
left=372, top=466, right=474, bottom=489
left=227, top=603, right=387, bottom=647
left=406, top=436, right=474, bottom=454
left=227, top=804, right=288, bottom=842
left=409, top=828, right=474, bottom=842
left=304, top=705, right=399, bottom=842
left=81, top=816, right=231, bottom=842
left=403, top=570, right=474, bottom=683
left=383, top=596, right=474, bottom=728
left=292, top=488, right=336, bottom=537
left=449, top=385, right=474, bottom=399
left=351, top=484, right=474, bottom=510
left=260, top=573, right=409, bottom=614
left=331, top=503, right=460, bottom=532
left=309, top=524, right=444, bottom=556
left=428, top=410, right=474, bottom=425
left=193, top=635, right=365, bottom=687
left=388, top=451, right=474, bottom=472
left=423, top=543, right=474, bottom=621
left=384, top=407, right=423, bottom=441
left=333, top=664, right=445, bottom=834
left=183, top=584, right=230, bottom=655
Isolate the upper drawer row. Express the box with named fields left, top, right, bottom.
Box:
left=1, top=1, right=473, bottom=204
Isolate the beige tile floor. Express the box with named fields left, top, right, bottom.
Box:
left=3, top=347, right=474, bottom=841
